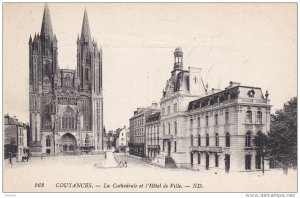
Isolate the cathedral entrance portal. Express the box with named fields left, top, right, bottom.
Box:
left=61, top=133, right=77, bottom=153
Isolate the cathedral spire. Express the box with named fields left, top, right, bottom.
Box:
left=40, top=3, right=53, bottom=40
left=80, top=8, right=92, bottom=46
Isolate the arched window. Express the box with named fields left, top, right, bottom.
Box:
left=256, top=111, right=262, bottom=124
left=225, top=132, right=230, bottom=147
left=197, top=117, right=200, bottom=127
left=46, top=136, right=51, bottom=147
left=206, top=134, right=209, bottom=147
left=71, top=117, right=74, bottom=129
left=215, top=133, right=219, bottom=146
left=245, top=131, right=252, bottom=147
left=174, top=122, right=177, bottom=135
left=246, top=110, right=252, bottom=123
left=85, top=68, right=89, bottom=81
left=225, top=112, right=229, bottom=124
left=205, top=116, right=209, bottom=126
left=63, top=117, right=66, bottom=129
left=215, top=114, right=218, bottom=125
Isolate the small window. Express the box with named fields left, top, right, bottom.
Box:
left=191, top=135, right=194, bottom=146
left=167, top=106, right=170, bottom=115
left=246, top=110, right=252, bottom=123
left=215, top=154, right=219, bottom=167
left=206, top=134, right=209, bottom=147
left=174, top=103, right=177, bottom=113
left=197, top=117, right=200, bottom=127
left=46, top=136, right=51, bottom=147
left=255, top=154, right=262, bottom=169
left=174, top=122, right=177, bottom=135
left=245, top=154, right=252, bottom=170
left=245, top=131, right=251, bottom=147
left=225, top=132, right=230, bottom=147
left=225, top=112, right=229, bottom=124
left=256, top=111, right=262, bottom=124
left=205, top=116, right=209, bottom=126
left=198, top=153, right=201, bottom=164
left=215, top=114, right=218, bottom=125
left=174, top=141, right=177, bottom=152
left=198, top=134, right=201, bottom=146
left=215, top=133, right=219, bottom=146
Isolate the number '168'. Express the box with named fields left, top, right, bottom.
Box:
left=35, top=182, right=44, bottom=188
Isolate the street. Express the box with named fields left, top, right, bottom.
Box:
left=3, top=153, right=297, bottom=192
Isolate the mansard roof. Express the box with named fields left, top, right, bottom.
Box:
left=187, top=83, right=266, bottom=111
left=146, top=112, right=161, bottom=123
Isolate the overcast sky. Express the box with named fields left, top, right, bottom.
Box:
left=3, top=3, right=297, bottom=130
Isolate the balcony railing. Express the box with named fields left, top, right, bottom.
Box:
left=162, top=135, right=173, bottom=140
left=191, top=146, right=222, bottom=153
left=147, top=145, right=160, bottom=149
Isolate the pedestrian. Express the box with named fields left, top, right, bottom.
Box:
left=9, top=153, right=12, bottom=168
left=124, top=161, right=127, bottom=168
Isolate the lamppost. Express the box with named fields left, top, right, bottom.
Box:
left=262, top=147, right=266, bottom=175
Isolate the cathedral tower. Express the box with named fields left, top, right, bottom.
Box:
left=29, top=4, right=104, bottom=155
left=76, top=9, right=103, bottom=150
left=29, top=4, right=58, bottom=154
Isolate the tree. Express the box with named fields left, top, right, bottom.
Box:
left=268, top=97, right=297, bottom=172
left=254, top=131, right=270, bottom=175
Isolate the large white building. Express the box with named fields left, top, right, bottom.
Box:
left=117, top=126, right=129, bottom=152
left=153, top=48, right=271, bottom=172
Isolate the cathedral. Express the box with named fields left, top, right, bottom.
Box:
left=28, top=4, right=104, bottom=155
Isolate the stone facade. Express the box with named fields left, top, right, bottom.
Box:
left=129, top=103, right=160, bottom=157
left=28, top=4, right=103, bottom=155
left=187, top=83, right=271, bottom=172
left=157, top=47, right=206, bottom=168
left=152, top=48, right=271, bottom=172
left=4, top=115, right=29, bottom=161
left=145, top=112, right=161, bottom=158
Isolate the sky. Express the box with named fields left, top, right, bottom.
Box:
left=3, top=3, right=297, bottom=131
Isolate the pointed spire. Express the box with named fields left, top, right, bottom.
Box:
left=41, top=3, right=53, bottom=40
left=80, top=8, right=92, bottom=47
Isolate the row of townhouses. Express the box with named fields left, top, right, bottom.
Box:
left=129, top=47, right=271, bottom=172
